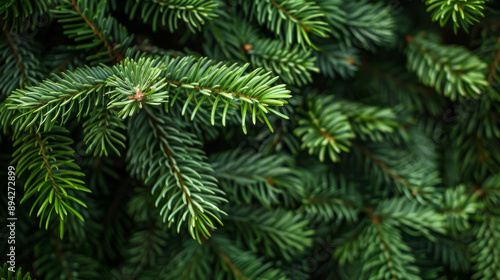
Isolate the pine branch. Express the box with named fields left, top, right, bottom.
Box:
left=12, top=126, right=90, bottom=239
left=301, top=172, right=361, bottom=223
left=210, top=149, right=303, bottom=207
left=42, top=46, right=86, bottom=74
left=124, top=226, right=169, bottom=274
left=354, top=141, right=442, bottom=201
left=314, top=41, right=358, bottom=79
left=53, top=0, right=133, bottom=64
left=360, top=62, right=446, bottom=116
left=160, top=239, right=212, bottom=279
left=4, top=55, right=291, bottom=138
left=295, top=94, right=355, bottom=162
left=161, top=56, right=292, bottom=133
left=1, top=21, right=26, bottom=78
left=466, top=178, right=499, bottom=279
left=428, top=235, right=470, bottom=274
left=406, top=33, right=488, bottom=101
left=451, top=129, right=500, bottom=179
left=363, top=221, right=419, bottom=280
left=211, top=234, right=288, bottom=279
left=249, top=38, right=318, bottom=86
left=0, top=28, right=43, bottom=99
left=426, top=0, right=487, bottom=33
left=127, top=108, right=227, bottom=241
left=0, top=0, right=55, bottom=33
left=33, top=234, right=107, bottom=279
left=223, top=205, right=314, bottom=261
left=202, top=12, right=318, bottom=87
left=82, top=106, right=127, bottom=157
left=202, top=11, right=259, bottom=62
left=317, top=0, right=395, bottom=51
left=353, top=199, right=445, bottom=280
left=125, top=0, right=219, bottom=33
left=437, top=185, right=481, bottom=237
left=338, top=101, right=400, bottom=142
left=374, top=197, right=446, bottom=241
left=470, top=213, right=500, bottom=279
left=5, top=65, right=112, bottom=132
left=108, top=56, right=292, bottom=133
left=106, top=57, right=169, bottom=118
left=249, top=0, right=330, bottom=47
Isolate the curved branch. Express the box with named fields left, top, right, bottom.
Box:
left=70, top=0, right=123, bottom=62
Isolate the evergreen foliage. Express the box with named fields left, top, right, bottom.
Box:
left=1, top=1, right=500, bottom=280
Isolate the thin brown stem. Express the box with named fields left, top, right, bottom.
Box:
left=35, top=132, right=61, bottom=200
left=52, top=237, right=73, bottom=280
left=1, top=19, right=27, bottom=79
left=70, top=0, right=123, bottom=62
left=355, top=143, right=411, bottom=189
left=487, top=37, right=500, bottom=84
left=270, top=0, right=311, bottom=32
left=374, top=225, right=398, bottom=280
left=166, top=80, right=260, bottom=102
left=215, top=248, right=248, bottom=280
left=146, top=112, right=191, bottom=205
left=34, top=84, right=102, bottom=108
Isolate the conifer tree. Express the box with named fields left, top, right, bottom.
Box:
left=0, top=0, right=499, bottom=279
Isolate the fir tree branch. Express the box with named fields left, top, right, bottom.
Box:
left=147, top=113, right=193, bottom=206
left=251, top=0, right=330, bottom=47
left=270, top=0, right=309, bottom=32
left=295, top=94, right=355, bottom=162
left=471, top=210, right=500, bottom=279
left=52, top=237, right=73, bottom=280
left=5, top=65, right=112, bottom=132
left=487, top=37, right=500, bottom=84
left=354, top=139, right=442, bottom=201
left=315, top=42, right=358, bottom=79
left=35, top=132, right=60, bottom=200
left=437, top=185, right=480, bottom=237
left=1, top=20, right=26, bottom=79
left=69, top=0, right=122, bottom=61
left=53, top=0, right=133, bottom=64
left=355, top=142, right=412, bottom=190
left=471, top=174, right=500, bottom=279
left=210, top=150, right=303, bottom=207
left=127, top=109, right=226, bottom=241
left=301, top=172, right=360, bottom=223
left=372, top=224, right=398, bottom=280
left=0, top=22, right=43, bottom=100
left=406, top=33, right=488, bottom=100
left=83, top=106, right=127, bottom=157
left=223, top=205, right=314, bottom=261
left=316, top=0, right=395, bottom=51
left=125, top=0, right=218, bottom=33
left=426, top=0, right=487, bottom=33
left=249, top=38, right=318, bottom=86
left=13, top=127, right=90, bottom=239
left=107, top=56, right=291, bottom=132
left=210, top=234, right=287, bottom=279
left=215, top=248, right=248, bottom=280
left=0, top=0, right=54, bottom=33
